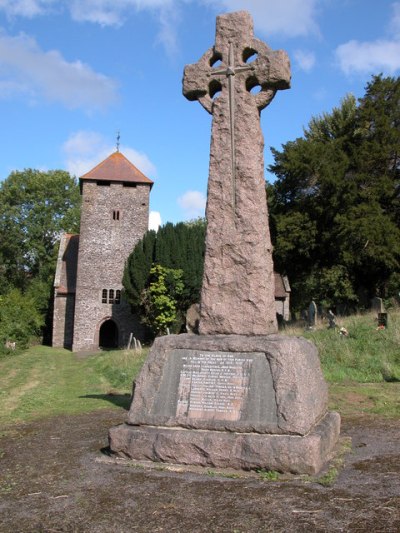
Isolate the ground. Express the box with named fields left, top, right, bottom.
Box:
left=0, top=405, right=399, bottom=532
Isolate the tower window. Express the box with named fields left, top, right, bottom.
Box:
left=101, top=288, right=121, bottom=304
left=112, top=210, right=120, bottom=221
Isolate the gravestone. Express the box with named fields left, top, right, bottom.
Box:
left=308, top=299, right=318, bottom=328
left=327, top=309, right=336, bottom=329
left=371, top=296, right=385, bottom=314
left=109, top=11, right=340, bottom=475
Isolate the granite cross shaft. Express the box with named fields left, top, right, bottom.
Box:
left=210, top=42, right=252, bottom=210
left=183, top=11, right=290, bottom=336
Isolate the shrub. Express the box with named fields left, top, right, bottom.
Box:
left=0, top=289, right=44, bottom=355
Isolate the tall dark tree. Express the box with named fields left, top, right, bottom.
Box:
left=342, top=75, right=400, bottom=296
left=268, top=79, right=400, bottom=311
left=123, top=230, right=156, bottom=311
left=123, top=219, right=206, bottom=328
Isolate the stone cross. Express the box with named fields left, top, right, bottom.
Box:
left=183, top=11, right=290, bottom=335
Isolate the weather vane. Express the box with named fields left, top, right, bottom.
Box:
left=116, top=130, right=120, bottom=152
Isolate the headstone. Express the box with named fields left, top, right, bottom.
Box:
left=327, top=309, right=336, bottom=329
left=186, top=303, right=200, bottom=334
left=109, top=11, right=340, bottom=475
left=371, top=296, right=385, bottom=314
left=308, top=299, right=317, bottom=327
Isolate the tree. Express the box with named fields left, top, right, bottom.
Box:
left=268, top=78, right=400, bottom=311
left=123, top=230, right=156, bottom=311
left=123, top=219, right=206, bottom=321
left=140, top=264, right=184, bottom=336
left=0, top=169, right=81, bottom=290
left=0, top=289, right=44, bottom=354
left=0, top=169, right=81, bottom=348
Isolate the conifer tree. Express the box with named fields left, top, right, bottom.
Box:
left=269, top=76, right=400, bottom=311
left=123, top=219, right=206, bottom=330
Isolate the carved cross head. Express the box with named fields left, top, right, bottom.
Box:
left=183, top=11, right=291, bottom=114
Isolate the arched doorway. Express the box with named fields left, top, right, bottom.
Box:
left=99, top=319, right=118, bottom=349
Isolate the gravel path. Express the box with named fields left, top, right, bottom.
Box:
left=0, top=409, right=399, bottom=532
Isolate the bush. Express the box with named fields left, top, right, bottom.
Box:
left=0, top=289, right=44, bottom=355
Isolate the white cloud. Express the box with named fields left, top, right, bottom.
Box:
left=202, top=0, right=319, bottom=38
left=0, top=0, right=55, bottom=18
left=0, top=31, right=117, bottom=109
left=335, top=39, right=400, bottom=75
left=63, top=130, right=157, bottom=178
left=294, top=49, right=315, bottom=72
left=335, top=2, right=400, bottom=76
left=1, top=0, right=320, bottom=59
left=68, top=0, right=178, bottom=56
left=149, top=211, right=162, bottom=231
left=156, top=5, right=180, bottom=57
left=69, top=0, right=174, bottom=26
left=177, top=190, right=206, bottom=219
left=123, top=146, right=157, bottom=177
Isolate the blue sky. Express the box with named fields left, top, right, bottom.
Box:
left=1, top=1, right=400, bottom=228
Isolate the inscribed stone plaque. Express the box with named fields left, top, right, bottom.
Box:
left=176, top=351, right=252, bottom=420
left=151, top=348, right=278, bottom=428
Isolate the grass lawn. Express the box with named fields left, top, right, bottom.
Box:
left=0, top=346, right=147, bottom=427
left=288, top=309, right=400, bottom=383
left=1, top=311, right=399, bottom=428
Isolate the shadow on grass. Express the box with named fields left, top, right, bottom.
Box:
left=80, top=393, right=132, bottom=410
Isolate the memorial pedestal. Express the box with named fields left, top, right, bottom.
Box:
left=109, top=334, right=340, bottom=475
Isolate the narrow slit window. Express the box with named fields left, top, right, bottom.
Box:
left=112, top=210, right=120, bottom=220
left=115, top=290, right=121, bottom=304
left=102, top=289, right=107, bottom=303
left=109, top=289, right=114, bottom=304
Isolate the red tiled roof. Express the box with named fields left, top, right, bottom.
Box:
left=274, top=272, right=290, bottom=298
left=54, top=234, right=79, bottom=295
left=80, top=151, right=153, bottom=187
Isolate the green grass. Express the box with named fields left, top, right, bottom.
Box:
left=287, top=309, right=400, bottom=384
left=328, top=382, right=399, bottom=417
left=0, top=346, right=147, bottom=427
left=256, top=469, right=280, bottom=481
left=1, top=310, right=399, bottom=427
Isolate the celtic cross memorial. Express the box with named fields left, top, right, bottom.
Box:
left=183, top=11, right=291, bottom=335
left=109, top=11, right=340, bottom=476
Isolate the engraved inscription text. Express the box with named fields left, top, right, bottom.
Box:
left=176, top=351, right=252, bottom=421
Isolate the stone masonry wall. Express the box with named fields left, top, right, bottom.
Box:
left=52, top=294, right=75, bottom=348
left=72, top=181, right=150, bottom=352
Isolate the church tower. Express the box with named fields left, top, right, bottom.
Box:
left=52, top=150, right=153, bottom=352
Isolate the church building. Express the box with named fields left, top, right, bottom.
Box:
left=52, top=150, right=153, bottom=352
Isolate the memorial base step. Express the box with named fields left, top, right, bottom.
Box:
left=109, top=411, right=340, bottom=476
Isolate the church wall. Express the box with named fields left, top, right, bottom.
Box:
left=72, top=181, right=150, bottom=352
left=52, top=294, right=66, bottom=348
left=52, top=294, right=75, bottom=349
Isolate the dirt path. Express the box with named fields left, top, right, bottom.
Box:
left=0, top=408, right=399, bottom=532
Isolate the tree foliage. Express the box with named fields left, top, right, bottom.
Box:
left=0, top=289, right=44, bottom=355
left=0, top=169, right=81, bottom=291
left=268, top=76, right=400, bottom=312
left=123, top=219, right=206, bottom=334
left=140, top=264, right=184, bottom=336
left=0, top=169, right=81, bottom=349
